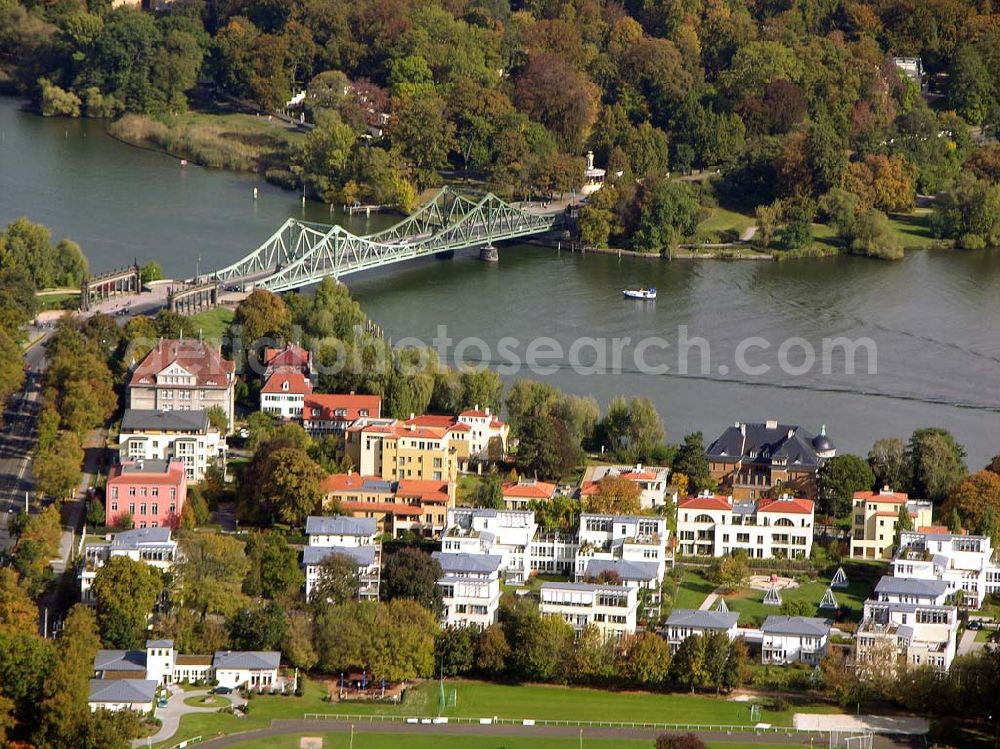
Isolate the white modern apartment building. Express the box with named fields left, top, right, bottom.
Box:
left=579, top=464, right=674, bottom=510
left=893, top=530, right=999, bottom=608
left=303, top=516, right=380, bottom=601
left=663, top=609, right=740, bottom=652
left=441, top=508, right=538, bottom=584
left=79, top=527, right=177, bottom=604
left=676, top=491, right=815, bottom=559
left=432, top=551, right=503, bottom=628
left=529, top=532, right=578, bottom=576
left=118, top=409, right=227, bottom=482
left=761, top=616, right=831, bottom=665
left=856, top=599, right=958, bottom=674
left=539, top=581, right=639, bottom=639
left=575, top=513, right=670, bottom=580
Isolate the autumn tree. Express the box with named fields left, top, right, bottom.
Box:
left=585, top=475, right=641, bottom=515
left=243, top=531, right=303, bottom=599
left=232, top=289, right=292, bottom=355
left=515, top=53, right=599, bottom=152
left=844, top=154, right=916, bottom=213
left=33, top=431, right=83, bottom=500
left=943, top=471, right=1000, bottom=534
left=0, top=568, right=37, bottom=635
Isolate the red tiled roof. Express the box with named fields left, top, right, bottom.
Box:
left=918, top=525, right=960, bottom=534
left=129, top=339, right=234, bottom=389
left=341, top=502, right=422, bottom=516
left=395, top=479, right=450, bottom=503
left=406, top=414, right=458, bottom=429
left=758, top=497, right=814, bottom=514
left=679, top=494, right=732, bottom=511
left=261, top=371, right=312, bottom=395
left=303, top=394, right=381, bottom=423
left=854, top=490, right=908, bottom=504
left=502, top=480, right=557, bottom=499
left=264, top=345, right=311, bottom=370
left=322, top=474, right=389, bottom=493
left=579, top=481, right=600, bottom=496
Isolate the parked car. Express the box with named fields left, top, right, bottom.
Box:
left=968, top=619, right=982, bottom=630
left=157, top=697, right=168, bottom=708
left=214, top=686, right=233, bottom=695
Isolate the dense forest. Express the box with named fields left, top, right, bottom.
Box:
left=2, top=0, right=1000, bottom=253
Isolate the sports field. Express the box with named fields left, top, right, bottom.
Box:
left=155, top=678, right=838, bottom=748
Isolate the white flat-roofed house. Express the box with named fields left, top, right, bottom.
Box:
left=581, top=558, right=662, bottom=621
left=303, top=516, right=380, bottom=601
left=87, top=679, right=157, bottom=713
left=118, top=409, right=227, bottom=482
left=79, top=527, right=177, bottom=604
left=676, top=492, right=815, bottom=560
left=529, top=531, right=578, bottom=576
left=442, top=508, right=537, bottom=584
left=856, top=599, right=957, bottom=675
left=539, top=581, right=639, bottom=639
left=575, top=513, right=669, bottom=582
left=663, top=609, right=740, bottom=652
left=761, top=616, right=831, bottom=665
left=305, top=516, right=378, bottom=547
left=212, top=651, right=280, bottom=690
left=874, top=576, right=950, bottom=606
left=893, top=530, right=997, bottom=608
left=432, top=552, right=503, bottom=628
left=303, top=545, right=379, bottom=602
left=580, top=464, right=672, bottom=510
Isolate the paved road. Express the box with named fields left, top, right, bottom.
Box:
left=135, top=688, right=241, bottom=748
left=191, top=719, right=924, bottom=749
left=0, top=336, right=49, bottom=549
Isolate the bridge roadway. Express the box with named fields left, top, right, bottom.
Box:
left=211, top=188, right=564, bottom=293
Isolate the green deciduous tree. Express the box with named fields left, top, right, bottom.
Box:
left=243, top=531, right=303, bottom=600
left=907, top=428, right=967, bottom=502
left=381, top=548, right=443, bottom=616
left=818, top=454, right=876, bottom=518
left=32, top=431, right=83, bottom=500
left=174, top=532, right=250, bottom=619
left=91, top=556, right=163, bottom=649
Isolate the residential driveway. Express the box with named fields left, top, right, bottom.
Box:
left=957, top=629, right=985, bottom=657
left=135, top=687, right=241, bottom=748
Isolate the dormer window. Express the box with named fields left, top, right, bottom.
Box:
left=282, top=381, right=289, bottom=391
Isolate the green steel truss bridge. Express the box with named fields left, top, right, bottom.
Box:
left=212, top=187, right=563, bottom=292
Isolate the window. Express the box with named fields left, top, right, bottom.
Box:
left=129, top=487, right=137, bottom=496
left=111, top=487, right=118, bottom=499
left=151, top=504, right=158, bottom=516
left=128, top=503, right=135, bottom=515
left=140, top=503, right=147, bottom=516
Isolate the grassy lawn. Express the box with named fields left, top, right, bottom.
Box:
left=224, top=734, right=807, bottom=749
left=35, top=291, right=80, bottom=310
left=887, top=209, right=937, bottom=249
left=974, top=628, right=993, bottom=643
left=697, top=206, right=755, bottom=241
left=183, top=694, right=230, bottom=708
left=671, top=570, right=716, bottom=610
left=188, top=307, right=234, bottom=340
left=671, top=570, right=871, bottom=626
left=156, top=677, right=832, bottom=748
left=457, top=474, right=487, bottom=506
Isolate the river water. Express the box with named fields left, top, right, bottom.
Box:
left=2, top=98, right=998, bottom=466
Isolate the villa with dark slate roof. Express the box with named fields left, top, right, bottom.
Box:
left=705, top=420, right=836, bottom=500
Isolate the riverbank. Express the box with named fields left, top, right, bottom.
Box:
left=106, top=107, right=306, bottom=180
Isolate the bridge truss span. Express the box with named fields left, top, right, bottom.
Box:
left=212, top=187, right=563, bottom=292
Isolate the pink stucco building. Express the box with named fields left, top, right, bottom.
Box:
left=106, top=459, right=187, bottom=529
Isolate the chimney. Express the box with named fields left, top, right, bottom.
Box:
left=739, top=423, right=746, bottom=435
left=636, top=463, right=643, bottom=472
left=765, top=419, right=778, bottom=429
left=787, top=428, right=794, bottom=439
left=410, top=413, right=415, bottom=420
left=485, top=407, right=491, bottom=416
left=347, top=468, right=353, bottom=477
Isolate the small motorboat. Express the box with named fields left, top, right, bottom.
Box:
left=623, top=287, right=657, bottom=300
